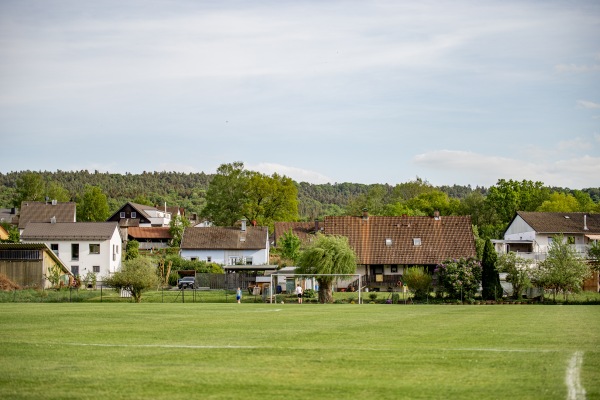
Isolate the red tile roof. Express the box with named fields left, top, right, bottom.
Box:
left=323, top=215, right=476, bottom=265
left=127, top=227, right=172, bottom=239
left=273, top=221, right=321, bottom=246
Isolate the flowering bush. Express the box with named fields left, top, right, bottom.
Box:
left=434, top=257, right=482, bottom=301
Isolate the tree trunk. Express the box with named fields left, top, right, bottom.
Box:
left=318, top=280, right=333, bottom=303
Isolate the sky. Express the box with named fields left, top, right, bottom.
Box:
left=1, top=0, right=599, bottom=189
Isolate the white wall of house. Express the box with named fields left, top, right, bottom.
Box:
left=504, top=216, right=536, bottom=241
left=180, top=248, right=268, bottom=265
left=23, top=229, right=122, bottom=279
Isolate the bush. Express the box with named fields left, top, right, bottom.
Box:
left=434, top=257, right=482, bottom=301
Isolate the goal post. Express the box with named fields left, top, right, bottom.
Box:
left=268, top=273, right=362, bottom=304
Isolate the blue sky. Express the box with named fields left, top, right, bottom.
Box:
left=1, top=0, right=599, bottom=189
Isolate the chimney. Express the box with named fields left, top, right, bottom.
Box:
left=50, top=216, right=56, bottom=224
left=584, top=215, right=589, bottom=231
left=241, top=218, right=247, bottom=231
left=434, top=210, right=441, bottom=220
left=52, top=199, right=57, bottom=206
left=362, top=208, right=369, bottom=220
left=315, top=219, right=320, bottom=232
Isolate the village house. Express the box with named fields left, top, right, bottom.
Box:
left=20, top=222, right=122, bottom=280
left=15, top=200, right=76, bottom=234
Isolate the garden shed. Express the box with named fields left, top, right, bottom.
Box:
left=0, top=243, right=71, bottom=289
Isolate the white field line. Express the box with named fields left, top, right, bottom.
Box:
left=10, top=342, right=562, bottom=353
left=566, top=351, right=586, bottom=400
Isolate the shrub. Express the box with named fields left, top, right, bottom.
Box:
left=402, top=266, right=432, bottom=300
left=434, top=257, right=482, bottom=301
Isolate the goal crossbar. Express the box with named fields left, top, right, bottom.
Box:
left=268, top=273, right=362, bottom=304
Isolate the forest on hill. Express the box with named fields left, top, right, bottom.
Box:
left=1, top=169, right=599, bottom=240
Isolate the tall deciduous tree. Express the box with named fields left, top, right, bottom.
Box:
left=46, top=181, right=70, bottom=202
left=104, top=257, right=159, bottom=303
left=202, top=162, right=250, bottom=226
left=15, top=172, right=45, bottom=205
left=486, top=179, right=549, bottom=225
left=532, top=234, right=591, bottom=301
left=77, top=185, right=109, bottom=221
left=481, top=239, right=502, bottom=300
left=278, top=229, right=301, bottom=264
left=296, top=233, right=357, bottom=303
left=203, top=162, right=298, bottom=228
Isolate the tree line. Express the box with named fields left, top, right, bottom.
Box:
left=1, top=165, right=599, bottom=240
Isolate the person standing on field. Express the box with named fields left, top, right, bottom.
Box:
left=236, top=287, right=242, bottom=303
left=295, top=284, right=303, bottom=304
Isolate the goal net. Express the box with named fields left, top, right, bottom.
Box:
left=268, top=273, right=362, bottom=304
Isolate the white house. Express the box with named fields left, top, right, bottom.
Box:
left=21, top=222, right=122, bottom=279
left=493, top=211, right=600, bottom=261
left=180, top=220, right=269, bottom=265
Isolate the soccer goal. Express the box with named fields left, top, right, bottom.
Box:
left=268, top=273, right=363, bottom=304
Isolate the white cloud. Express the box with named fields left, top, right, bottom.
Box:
left=555, top=64, right=600, bottom=73
left=247, top=163, right=332, bottom=184
left=557, top=137, right=593, bottom=151
left=577, top=100, right=600, bottom=109
left=413, top=150, right=600, bottom=189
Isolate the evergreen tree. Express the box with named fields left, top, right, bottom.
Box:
left=481, top=239, right=502, bottom=300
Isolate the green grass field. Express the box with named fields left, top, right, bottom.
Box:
left=1, top=304, right=599, bottom=400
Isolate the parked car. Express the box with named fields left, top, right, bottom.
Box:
left=178, top=276, right=196, bottom=289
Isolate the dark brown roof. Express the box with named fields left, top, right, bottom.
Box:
left=128, top=227, right=172, bottom=240
left=181, top=226, right=268, bottom=250
left=18, top=201, right=76, bottom=229
left=323, top=215, right=476, bottom=265
left=515, top=211, right=600, bottom=234
left=273, top=221, right=321, bottom=246
left=21, top=222, right=120, bottom=241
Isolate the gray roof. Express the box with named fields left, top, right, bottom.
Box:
left=18, top=201, right=76, bottom=229
left=21, top=222, right=120, bottom=241
left=0, top=243, right=71, bottom=274
left=181, top=226, right=268, bottom=250
left=514, top=211, right=600, bottom=234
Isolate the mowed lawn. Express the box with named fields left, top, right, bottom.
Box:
left=0, top=304, right=599, bottom=400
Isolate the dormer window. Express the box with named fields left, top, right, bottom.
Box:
left=385, top=238, right=392, bottom=246
left=131, top=212, right=137, bottom=218
left=413, top=238, right=421, bottom=246
left=120, top=212, right=126, bottom=218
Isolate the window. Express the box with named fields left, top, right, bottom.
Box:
left=191, top=257, right=198, bottom=261
left=245, top=257, right=253, bottom=265
left=89, top=244, right=100, bottom=254
left=131, top=211, right=137, bottom=218
left=93, top=266, right=100, bottom=273
left=385, top=238, right=392, bottom=246
left=207, top=256, right=212, bottom=262
left=71, top=265, right=79, bottom=276
left=391, top=266, right=398, bottom=273
left=71, top=244, right=79, bottom=261
left=120, top=212, right=126, bottom=218
left=51, top=244, right=59, bottom=255
left=413, top=238, right=421, bottom=246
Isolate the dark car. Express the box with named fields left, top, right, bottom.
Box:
left=178, top=276, right=196, bottom=289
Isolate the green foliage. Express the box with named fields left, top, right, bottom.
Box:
left=536, top=192, right=581, bottom=212
left=104, top=257, right=160, bottom=303
left=77, top=185, right=109, bottom=221
left=278, top=229, right=301, bottom=263
left=486, top=179, right=549, bottom=225
left=0, top=222, right=19, bottom=243
left=434, top=257, right=482, bottom=301
left=296, top=233, right=357, bottom=303
left=481, top=239, right=502, bottom=300
left=44, top=263, right=64, bottom=289
left=402, top=266, right=432, bottom=300
left=81, top=271, right=97, bottom=289
left=202, top=162, right=250, bottom=226
left=46, top=181, right=71, bottom=202
left=497, top=252, right=532, bottom=299
left=125, top=240, right=140, bottom=260
left=532, top=234, right=591, bottom=301
left=168, top=214, right=191, bottom=247
left=15, top=172, right=45, bottom=205
left=588, top=240, right=600, bottom=272
left=164, top=255, right=224, bottom=273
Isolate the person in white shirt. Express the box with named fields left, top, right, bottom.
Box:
left=295, top=284, right=303, bottom=304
